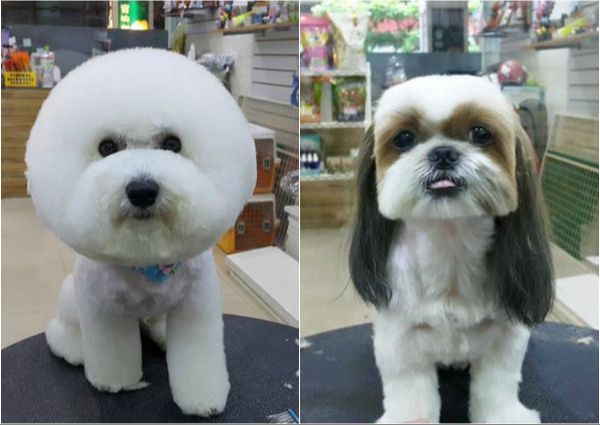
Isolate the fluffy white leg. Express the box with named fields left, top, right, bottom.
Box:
left=469, top=324, right=540, bottom=423
left=45, top=274, right=83, bottom=365
left=166, top=253, right=230, bottom=417
left=373, top=316, right=441, bottom=423
left=140, top=314, right=167, bottom=351
left=78, top=309, right=147, bottom=393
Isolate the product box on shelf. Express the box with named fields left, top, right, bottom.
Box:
left=218, top=193, right=276, bottom=254
left=249, top=123, right=276, bottom=194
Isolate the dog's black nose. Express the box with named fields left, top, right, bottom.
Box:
left=428, top=146, right=460, bottom=169
left=126, top=179, right=159, bottom=208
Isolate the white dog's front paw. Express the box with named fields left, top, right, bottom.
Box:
left=172, top=377, right=230, bottom=417
left=45, top=318, right=83, bottom=365
left=471, top=401, right=541, bottom=423
left=87, top=377, right=149, bottom=393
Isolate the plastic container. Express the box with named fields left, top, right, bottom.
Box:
left=3, top=71, right=36, bottom=87
left=40, top=46, right=55, bottom=89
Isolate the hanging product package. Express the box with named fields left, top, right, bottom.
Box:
left=328, top=12, right=369, bottom=72
left=300, top=14, right=331, bottom=71
left=332, top=77, right=366, bottom=122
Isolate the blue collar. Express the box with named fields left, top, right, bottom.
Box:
left=133, top=262, right=181, bottom=283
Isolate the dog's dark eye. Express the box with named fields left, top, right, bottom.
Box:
left=98, top=139, right=119, bottom=157
left=392, top=130, right=416, bottom=151
left=161, top=136, right=181, bottom=153
left=469, top=126, right=492, bottom=146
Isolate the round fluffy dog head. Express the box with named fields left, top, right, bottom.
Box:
left=26, top=48, right=256, bottom=266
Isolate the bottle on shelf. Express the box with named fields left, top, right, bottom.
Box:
left=40, top=45, right=55, bottom=89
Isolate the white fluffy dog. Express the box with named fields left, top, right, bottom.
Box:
left=25, top=48, right=256, bottom=416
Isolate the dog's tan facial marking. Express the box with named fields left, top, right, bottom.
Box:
left=441, top=102, right=516, bottom=182
left=412, top=323, right=432, bottom=332
left=375, top=107, right=432, bottom=182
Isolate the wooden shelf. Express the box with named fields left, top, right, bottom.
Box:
left=164, top=8, right=211, bottom=18
left=529, top=32, right=598, bottom=50
left=301, top=68, right=367, bottom=77
left=215, top=23, right=296, bottom=36
left=300, top=172, right=354, bottom=182
left=301, top=121, right=369, bottom=130
left=477, top=23, right=527, bottom=38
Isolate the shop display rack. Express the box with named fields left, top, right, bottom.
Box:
left=300, top=121, right=369, bottom=130
left=216, top=22, right=296, bottom=36
left=529, top=31, right=599, bottom=50
left=300, top=68, right=368, bottom=78
left=300, top=171, right=354, bottom=182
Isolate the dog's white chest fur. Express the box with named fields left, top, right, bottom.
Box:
left=382, top=217, right=501, bottom=364
left=73, top=254, right=199, bottom=318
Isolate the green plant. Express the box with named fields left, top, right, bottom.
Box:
left=312, top=0, right=421, bottom=53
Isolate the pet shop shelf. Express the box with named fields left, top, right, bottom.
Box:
left=528, top=31, right=599, bottom=50
left=218, top=193, right=276, bottom=254
left=300, top=172, right=354, bottom=182
left=300, top=121, right=369, bottom=130
left=164, top=7, right=212, bottom=18
left=249, top=123, right=276, bottom=194
left=225, top=246, right=299, bottom=326
left=301, top=69, right=367, bottom=77
left=216, top=22, right=296, bottom=36
left=1, top=88, right=49, bottom=198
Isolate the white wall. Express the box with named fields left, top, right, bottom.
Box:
left=183, top=15, right=298, bottom=104
left=568, top=44, right=599, bottom=117
left=499, top=34, right=571, bottom=124
left=252, top=26, right=298, bottom=103
left=186, top=31, right=255, bottom=101
left=499, top=34, right=599, bottom=124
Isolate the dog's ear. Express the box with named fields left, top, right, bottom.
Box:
left=349, top=126, right=398, bottom=309
left=488, top=120, right=554, bottom=326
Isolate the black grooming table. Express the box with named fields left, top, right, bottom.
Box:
left=301, top=322, right=598, bottom=423
left=2, top=315, right=299, bottom=423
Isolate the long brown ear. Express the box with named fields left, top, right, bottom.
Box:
left=349, top=126, right=398, bottom=308
left=487, top=122, right=554, bottom=326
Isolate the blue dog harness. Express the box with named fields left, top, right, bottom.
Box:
left=134, top=263, right=181, bottom=283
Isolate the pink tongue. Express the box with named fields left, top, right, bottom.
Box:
left=430, top=179, right=456, bottom=189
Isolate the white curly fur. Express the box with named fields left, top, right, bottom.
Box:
left=26, top=48, right=256, bottom=416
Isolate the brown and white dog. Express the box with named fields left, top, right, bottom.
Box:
left=349, top=75, right=554, bottom=423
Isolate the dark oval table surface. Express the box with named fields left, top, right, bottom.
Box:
left=301, top=321, right=598, bottom=423
left=2, top=314, right=299, bottom=423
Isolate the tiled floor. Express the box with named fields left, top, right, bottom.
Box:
left=1, top=197, right=280, bottom=348
left=300, top=226, right=595, bottom=337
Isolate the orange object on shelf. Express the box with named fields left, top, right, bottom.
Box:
left=218, top=193, right=276, bottom=254
left=249, top=123, right=276, bottom=194
left=254, top=137, right=276, bottom=194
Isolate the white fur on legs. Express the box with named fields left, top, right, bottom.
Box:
left=78, top=310, right=147, bottom=393
left=45, top=274, right=83, bottom=365
left=376, top=366, right=441, bottom=424
left=374, top=317, right=441, bottom=423
left=166, top=256, right=230, bottom=417
left=469, top=324, right=540, bottom=423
